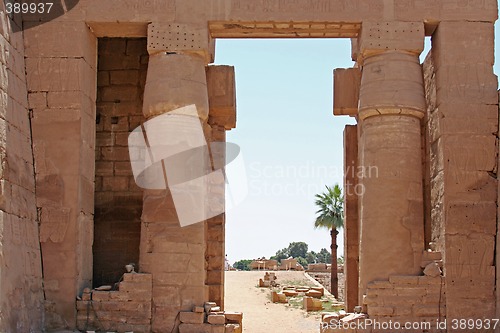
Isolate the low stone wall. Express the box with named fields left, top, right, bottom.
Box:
left=76, top=273, right=152, bottom=333
left=307, top=272, right=345, bottom=301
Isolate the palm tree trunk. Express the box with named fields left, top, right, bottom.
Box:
left=331, top=228, right=339, bottom=299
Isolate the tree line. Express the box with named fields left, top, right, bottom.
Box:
left=233, top=241, right=333, bottom=271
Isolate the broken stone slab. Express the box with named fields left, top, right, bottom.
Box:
left=209, top=306, right=221, bottom=313
left=303, top=296, right=322, bottom=311
left=283, top=290, right=298, bottom=297
left=340, top=313, right=368, bottom=323
left=310, top=286, right=324, bottom=296
left=271, top=291, right=288, bottom=304
left=306, top=290, right=323, bottom=298
left=204, top=302, right=217, bottom=313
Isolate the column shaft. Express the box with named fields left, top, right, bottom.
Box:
left=358, top=51, right=425, bottom=297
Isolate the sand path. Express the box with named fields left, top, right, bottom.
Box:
left=224, top=271, right=323, bottom=333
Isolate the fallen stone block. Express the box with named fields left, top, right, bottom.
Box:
left=207, top=314, right=226, bottom=325
left=224, top=311, right=243, bottom=324
left=303, top=296, right=323, bottom=311
left=271, top=291, right=287, bottom=304
left=283, top=290, right=298, bottom=297
left=306, top=290, right=323, bottom=298
left=258, top=279, right=271, bottom=287
left=311, top=287, right=324, bottom=296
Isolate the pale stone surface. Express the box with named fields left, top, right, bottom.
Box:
left=142, top=52, right=209, bottom=120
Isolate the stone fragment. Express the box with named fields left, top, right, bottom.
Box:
left=423, top=262, right=442, bottom=277
left=225, top=323, right=241, bottom=333
left=193, top=306, right=205, bottom=313
left=303, top=296, right=322, bottom=311
left=305, top=290, right=323, bottom=298
left=204, top=302, right=217, bottom=313
left=283, top=290, right=298, bottom=297
left=271, top=291, right=287, bottom=304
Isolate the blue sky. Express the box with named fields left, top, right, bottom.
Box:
left=215, top=24, right=500, bottom=264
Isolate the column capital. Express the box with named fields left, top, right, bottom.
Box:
left=357, top=21, right=424, bottom=63
left=147, top=22, right=215, bottom=64
left=358, top=51, right=426, bottom=120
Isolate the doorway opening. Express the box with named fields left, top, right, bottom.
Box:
left=92, top=38, right=148, bottom=287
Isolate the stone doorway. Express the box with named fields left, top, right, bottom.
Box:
left=92, top=38, right=149, bottom=287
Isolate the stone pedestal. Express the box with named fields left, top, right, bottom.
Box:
left=357, top=45, right=426, bottom=300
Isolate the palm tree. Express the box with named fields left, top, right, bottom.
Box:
left=314, top=184, right=344, bottom=299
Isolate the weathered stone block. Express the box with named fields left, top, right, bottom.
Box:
left=180, top=311, right=205, bottom=324
left=179, top=323, right=213, bottom=333
left=207, top=314, right=226, bottom=325
left=359, top=21, right=424, bottom=58
left=224, top=312, right=242, bottom=324
left=207, top=65, right=236, bottom=129
left=333, top=67, right=360, bottom=116
left=303, top=296, right=322, bottom=311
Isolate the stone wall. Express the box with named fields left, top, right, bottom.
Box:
left=364, top=275, right=446, bottom=327
left=77, top=273, right=152, bottom=332
left=93, top=38, right=147, bottom=287
left=25, top=18, right=97, bottom=329
left=431, top=21, right=498, bottom=320
left=0, top=6, right=44, bottom=333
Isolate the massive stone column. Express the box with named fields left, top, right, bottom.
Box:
left=356, top=22, right=426, bottom=300
left=138, top=22, right=213, bottom=332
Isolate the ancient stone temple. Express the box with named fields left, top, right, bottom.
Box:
left=0, top=0, right=497, bottom=332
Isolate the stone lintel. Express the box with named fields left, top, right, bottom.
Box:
left=358, top=51, right=426, bottom=120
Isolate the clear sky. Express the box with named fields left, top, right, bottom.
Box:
left=215, top=22, right=500, bottom=265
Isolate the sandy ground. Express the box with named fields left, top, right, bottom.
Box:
left=224, top=271, right=324, bottom=333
